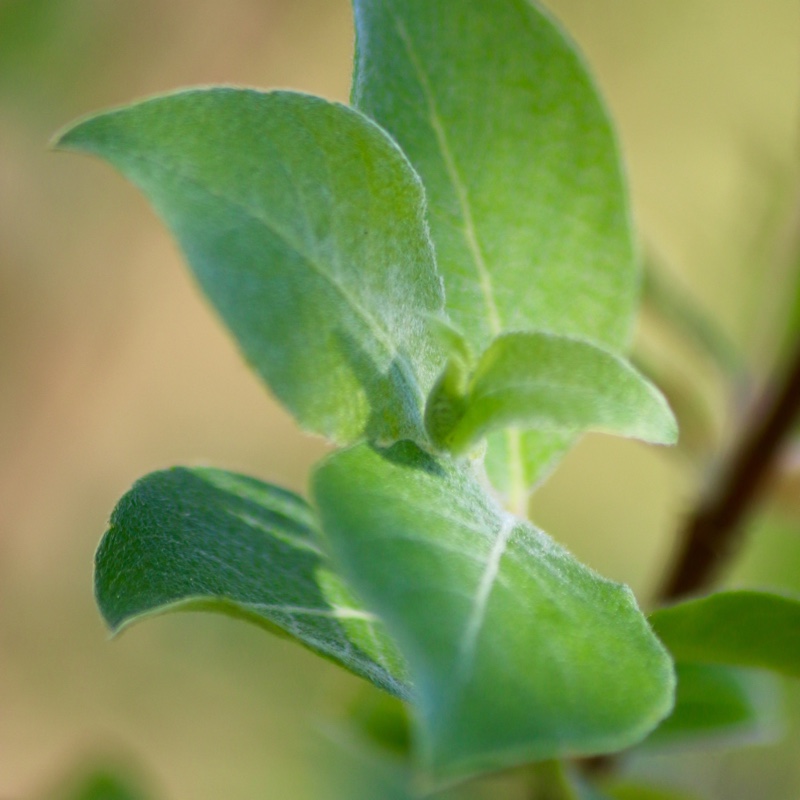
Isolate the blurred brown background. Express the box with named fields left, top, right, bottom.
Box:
left=2, top=1, right=800, bottom=798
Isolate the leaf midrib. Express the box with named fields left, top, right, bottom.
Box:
left=456, top=513, right=516, bottom=683
left=384, top=7, right=531, bottom=510
left=388, top=9, right=501, bottom=339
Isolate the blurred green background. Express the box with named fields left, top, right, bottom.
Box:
left=2, top=1, right=800, bottom=797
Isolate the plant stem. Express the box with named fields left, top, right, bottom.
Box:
left=506, top=429, right=530, bottom=519
left=526, top=761, right=577, bottom=800
left=658, top=334, right=800, bottom=602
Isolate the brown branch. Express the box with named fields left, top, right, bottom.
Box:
left=659, top=335, right=800, bottom=602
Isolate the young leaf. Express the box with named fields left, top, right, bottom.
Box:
left=95, top=467, right=410, bottom=700
left=650, top=590, right=800, bottom=677
left=427, top=332, right=677, bottom=454
left=639, top=664, right=780, bottom=751
left=352, top=0, right=638, bottom=490
left=55, top=89, right=444, bottom=446
left=312, top=442, right=674, bottom=782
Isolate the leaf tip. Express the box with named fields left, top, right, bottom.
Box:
left=49, top=113, right=98, bottom=154
left=640, top=383, right=680, bottom=447
left=656, top=405, right=680, bottom=446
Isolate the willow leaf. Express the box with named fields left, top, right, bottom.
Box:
left=352, top=0, right=638, bottom=492
left=313, top=442, right=674, bottom=782
left=56, top=88, right=444, bottom=446
left=428, top=332, right=677, bottom=454
left=95, top=467, right=410, bottom=699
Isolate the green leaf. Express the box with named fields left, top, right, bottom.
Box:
left=602, top=782, right=702, bottom=800
left=349, top=689, right=412, bottom=758
left=352, top=0, right=636, bottom=350
left=95, top=467, right=410, bottom=700
left=640, top=663, right=780, bottom=751
left=427, top=332, right=677, bottom=454
left=312, top=442, right=674, bottom=782
left=527, top=761, right=614, bottom=800
left=317, top=733, right=417, bottom=800
left=527, top=761, right=599, bottom=800
left=62, top=769, right=150, bottom=800
left=650, top=590, right=800, bottom=677
left=352, top=0, right=638, bottom=492
left=484, top=428, right=576, bottom=503
left=55, top=88, right=445, bottom=446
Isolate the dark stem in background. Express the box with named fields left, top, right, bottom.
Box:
left=658, top=334, right=800, bottom=602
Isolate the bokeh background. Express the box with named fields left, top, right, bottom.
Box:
left=3, top=1, right=800, bottom=797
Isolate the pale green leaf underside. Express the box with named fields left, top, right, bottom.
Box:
left=650, top=590, right=800, bottom=677
left=428, top=332, right=677, bottom=454
left=352, top=0, right=638, bottom=491
left=95, top=467, right=410, bottom=700
left=639, top=663, right=779, bottom=751
left=312, top=442, right=674, bottom=781
left=56, top=88, right=444, bottom=446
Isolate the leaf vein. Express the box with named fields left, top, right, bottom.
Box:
left=106, top=146, right=426, bottom=411
left=456, top=513, right=516, bottom=682
left=389, top=11, right=502, bottom=337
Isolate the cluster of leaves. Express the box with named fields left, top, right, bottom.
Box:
left=55, top=0, right=800, bottom=796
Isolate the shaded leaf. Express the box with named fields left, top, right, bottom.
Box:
left=639, top=663, right=780, bottom=751
left=318, top=691, right=480, bottom=800
left=312, top=442, right=674, bottom=782
left=95, top=467, right=410, bottom=699
left=349, top=689, right=413, bottom=758
left=64, top=770, right=149, bottom=800
left=602, top=782, right=702, bottom=800
left=650, top=590, right=800, bottom=677
left=56, top=88, right=444, bottom=445
left=427, top=332, right=677, bottom=454
left=527, top=761, right=611, bottom=800
left=352, top=0, right=638, bottom=492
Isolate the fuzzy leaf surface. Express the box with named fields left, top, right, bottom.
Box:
left=650, top=590, right=800, bottom=677
left=312, top=442, right=674, bottom=782
left=352, top=0, right=638, bottom=490
left=56, top=89, right=444, bottom=445
left=95, top=467, right=410, bottom=699
left=428, top=332, right=677, bottom=453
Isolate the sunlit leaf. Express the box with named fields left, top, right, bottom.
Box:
left=352, top=0, right=638, bottom=492
left=56, top=88, right=444, bottom=445
left=95, top=467, right=410, bottom=699
left=650, top=590, right=800, bottom=676
left=312, top=442, right=674, bottom=782
left=427, top=332, right=677, bottom=454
